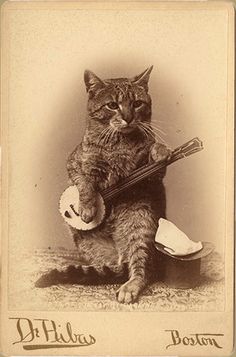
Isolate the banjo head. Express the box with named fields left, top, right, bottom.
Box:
left=59, top=185, right=106, bottom=231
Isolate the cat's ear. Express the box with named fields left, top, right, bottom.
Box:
left=84, top=70, right=105, bottom=97
left=131, top=66, right=153, bottom=90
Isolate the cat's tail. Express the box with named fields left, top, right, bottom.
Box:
left=35, top=264, right=128, bottom=288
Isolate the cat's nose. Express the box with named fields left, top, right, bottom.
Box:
left=122, top=112, right=133, bottom=124
left=121, top=106, right=133, bottom=124
left=124, top=116, right=133, bottom=124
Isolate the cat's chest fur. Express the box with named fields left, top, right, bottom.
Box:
left=99, top=139, right=152, bottom=189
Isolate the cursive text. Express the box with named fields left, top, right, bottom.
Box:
left=165, top=329, right=223, bottom=349
left=9, top=317, right=96, bottom=350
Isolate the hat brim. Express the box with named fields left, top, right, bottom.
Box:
left=155, top=241, right=215, bottom=261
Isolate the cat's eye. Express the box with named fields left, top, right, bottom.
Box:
left=133, top=100, right=143, bottom=109
left=106, top=102, right=119, bottom=110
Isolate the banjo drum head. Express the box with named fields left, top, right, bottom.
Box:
left=59, top=185, right=106, bottom=231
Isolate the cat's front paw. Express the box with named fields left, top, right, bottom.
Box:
left=79, top=205, right=97, bottom=224
left=116, top=278, right=144, bottom=304
left=151, top=143, right=171, bottom=163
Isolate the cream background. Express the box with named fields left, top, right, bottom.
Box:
left=7, top=4, right=229, bottom=253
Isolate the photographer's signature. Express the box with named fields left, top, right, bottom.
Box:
left=9, top=317, right=96, bottom=350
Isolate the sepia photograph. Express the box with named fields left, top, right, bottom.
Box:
left=1, top=1, right=234, bottom=355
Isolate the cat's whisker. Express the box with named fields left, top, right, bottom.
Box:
left=139, top=122, right=155, bottom=134
left=140, top=123, right=169, bottom=146
left=148, top=124, right=167, bottom=136
left=104, top=127, right=114, bottom=145
left=151, top=128, right=167, bottom=138
left=98, top=127, right=110, bottom=142
left=153, top=120, right=175, bottom=130
left=139, top=123, right=155, bottom=140
left=141, top=123, right=168, bottom=144
left=146, top=127, right=167, bottom=141
left=138, top=123, right=151, bottom=137
left=144, top=129, right=156, bottom=141
left=106, top=129, right=114, bottom=144
left=142, top=129, right=150, bottom=141
left=104, top=127, right=114, bottom=143
left=141, top=125, right=156, bottom=138
left=115, top=129, right=120, bottom=143
left=152, top=119, right=165, bottom=124
left=102, top=130, right=111, bottom=146
left=116, top=129, right=121, bottom=143
left=110, top=128, right=117, bottom=144
left=109, top=128, right=117, bottom=144
left=144, top=121, right=165, bottom=130
left=143, top=122, right=167, bottom=136
left=147, top=129, right=168, bottom=146
left=98, top=128, right=111, bottom=146
left=149, top=130, right=168, bottom=145
left=97, top=127, right=111, bottom=146
left=152, top=132, right=169, bottom=146
left=136, top=125, right=147, bottom=139
left=151, top=122, right=165, bottom=128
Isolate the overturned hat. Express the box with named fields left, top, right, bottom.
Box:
left=155, top=218, right=214, bottom=260
left=154, top=218, right=214, bottom=288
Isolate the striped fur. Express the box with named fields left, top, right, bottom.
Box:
left=36, top=68, right=170, bottom=303
left=35, top=264, right=128, bottom=287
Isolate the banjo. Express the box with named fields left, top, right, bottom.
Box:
left=59, top=137, right=203, bottom=231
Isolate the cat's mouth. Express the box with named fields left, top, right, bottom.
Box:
left=112, top=122, right=137, bottom=134
left=118, top=125, right=135, bottom=133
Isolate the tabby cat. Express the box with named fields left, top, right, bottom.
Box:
left=36, top=66, right=170, bottom=304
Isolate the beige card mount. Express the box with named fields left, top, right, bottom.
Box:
left=0, top=1, right=234, bottom=356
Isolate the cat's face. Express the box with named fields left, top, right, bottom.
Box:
left=84, top=67, right=153, bottom=135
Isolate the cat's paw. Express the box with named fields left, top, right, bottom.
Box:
left=116, top=278, right=144, bottom=304
left=79, top=205, right=97, bottom=224
left=151, top=143, right=171, bottom=163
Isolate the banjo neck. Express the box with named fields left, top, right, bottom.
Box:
left=101, top=137, right=203, bottom=202
left=59, top=137, right=203, bottom=231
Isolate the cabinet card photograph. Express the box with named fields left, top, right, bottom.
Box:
left=1, top=1, right=234, bottom=356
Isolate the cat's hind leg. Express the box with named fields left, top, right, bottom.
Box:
left=35, top=226, right=125, bottom=288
